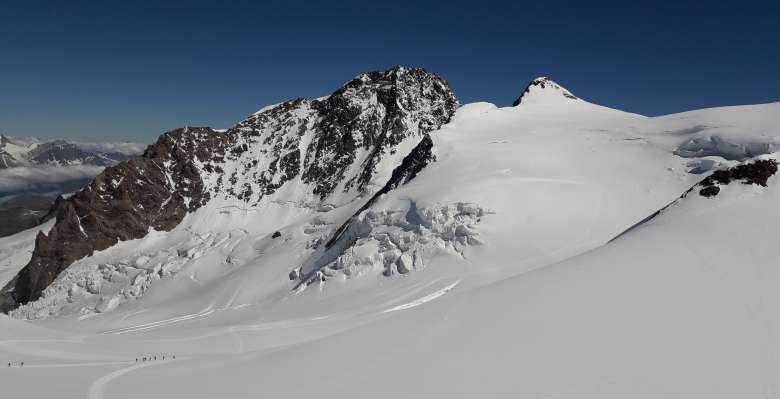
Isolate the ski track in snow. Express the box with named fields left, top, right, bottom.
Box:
left=102, top=309, right=215, bottom=335
left=21, top=360, right=131, bottom=369
left=382, top=280, right=460, bottom=313
left=87, top=358, right=182, bottom=399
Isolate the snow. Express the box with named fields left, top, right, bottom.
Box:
left=2, top=82, right=780, bottom=398
left=295, top=201, right=488, bottom=287
left=1, top=139, right=37, bottom=166
left=0, top=220, right=54, bottom=287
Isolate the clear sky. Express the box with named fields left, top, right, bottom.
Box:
left=1, top=0, right=778, bottom=143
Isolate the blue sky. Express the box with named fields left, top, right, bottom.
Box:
left=1, top=0, right=778, bottom=143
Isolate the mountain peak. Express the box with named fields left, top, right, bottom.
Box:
left=512, top=76, right=578, bottom=106
left=359, top=65, right=425, bottom=79
left=345, top=66, right=452, bottom=96
left=1, top=67, right=459, bottom=312
left=250, top=66, right=453, bottom=117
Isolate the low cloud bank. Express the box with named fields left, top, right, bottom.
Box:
left=0, top=165, right=104, bottom=196
left=3, top=135, right=147, bottom=157
left=74, top=142, right=146, bottom=156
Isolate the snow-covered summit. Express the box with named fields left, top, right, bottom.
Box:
left=512, top=76, right=579, bottom=106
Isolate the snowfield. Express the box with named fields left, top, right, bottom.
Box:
left=2, top=78, right=780, bottom=398
left=0, top=220, right=54, bottom=287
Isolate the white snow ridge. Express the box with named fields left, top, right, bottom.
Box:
left=2, top=68, right=780, bottom=399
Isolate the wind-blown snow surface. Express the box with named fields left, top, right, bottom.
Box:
left=2, top=89, right=780, bottom=398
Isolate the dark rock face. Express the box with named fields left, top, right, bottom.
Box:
left=303, top=68, right=456, bottom=198
left=698, top=159, right=778, bottom=197
left=225, top=98, right=311, bottom=200
left=0, top=67, right=459, bottom=313
left=227, top=66, right=458, bottom=202
left=366, top=133, right=436, bottom=200
left=1, top=134, right=142, bottom=237
left=291, top=132, right=438, bottom=289
left=699, top=185, right=720, bottom=197
left=0, top=127, right=228, bottom=312
left=0, top=135, right=148, bottom=237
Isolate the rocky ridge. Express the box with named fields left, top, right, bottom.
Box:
left=0, top=67, right=459, bottom=312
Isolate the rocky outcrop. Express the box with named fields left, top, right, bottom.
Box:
left=611, top=158, right=779, bottom=242
left=288, top=132, right=440, bottom=288
left=325, top=134, right=436, bottom=249
left=304, top=68, right=456, bottom=197
left=223, top=66, right=458, bottom=203
left=698, top=159, right=778, bottom=197
left=0, top=127, right=229, bottom=311
left=0, top=67, right=459, bottom=312
left=0, top=136, right=145, bottom=237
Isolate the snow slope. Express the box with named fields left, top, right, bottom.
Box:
left=8, top=79, right=695, bottom=323
left=1, top=77, right=779, bottom=398
left=0, top=221, right=54, bottom=287
left=94, top=163, right=780, bottom=399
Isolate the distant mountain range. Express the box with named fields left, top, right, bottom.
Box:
left=0, top=134, right=144, bottom=169
left=0, top=135, right=145, bottom=237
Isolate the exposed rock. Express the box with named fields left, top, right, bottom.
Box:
left=698, top=185, right=720, bottom=197
left=0, top=67, right=459, bottom=313
left=227, top=66, right=458, bottom=202
left=698, top=159, right=778, bottom=197
left=325, top=133, right=436, bottom=250
left=0, top=127, right=229, bottom=312
left=0, top=135, right=146, bottom=237
left=612, top=159, right=779, bottom=241
left=290, top=133, right=441, bottom=288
